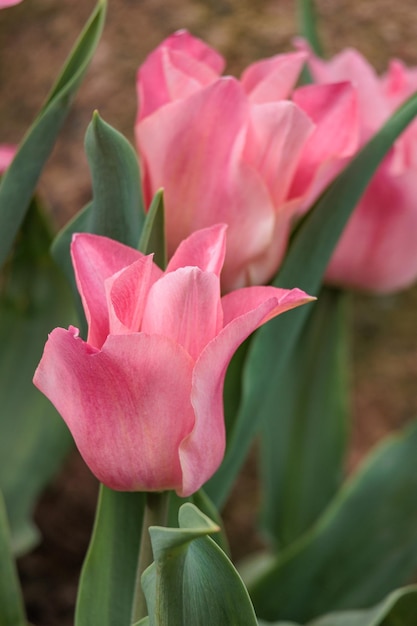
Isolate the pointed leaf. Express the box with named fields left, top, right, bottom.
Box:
left=206, top=89, right=417, bottom=508
left=260, top=287, right=349, bottom=547
left=142, top=503, right=257, bottom=625
left=0, top=199, right=74, bottom=555
left=138, top=189, right=166, bottom=268
left=75, top=485, right=145, bottom=626
left=0, top=490, right=26, bottom=626
left=52, top=113, right=145, bottom=329
left=249, top=421, right=417, bottom=623
left=0, top=0, right=107, bottom=268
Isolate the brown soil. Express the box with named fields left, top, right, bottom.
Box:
left=2, top=1, right=417, bottom=624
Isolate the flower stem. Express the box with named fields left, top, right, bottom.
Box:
left=131, top=491, right=170, bottom=623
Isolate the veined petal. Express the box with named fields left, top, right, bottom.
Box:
left=105, top=254, right=163, bottom=334
left=142, top=267, right=223, bottom=360
left=241, top=51, right=307, bottom=103
left=71, top=233, right=143, bottom=348
left=33, top=328, right=195, bottom=493
left=166, top=223, right=227, bottom=276
left=137, top=30, right=224, bottom=121
left=244, top=101, right=314, bottom=208
left=290, top=82, right=359, bottom=203
left=180, top=287, right=313, bottom=496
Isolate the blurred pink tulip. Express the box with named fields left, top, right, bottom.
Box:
left=0, top=144, right=16, bottom=173
left=135, top=31, right=359, bottom=291
left=0, top=0, right=22, bottom=7
left=33, top=225, right=313, bottom=496
left=302, top=42, right=417, bottom=292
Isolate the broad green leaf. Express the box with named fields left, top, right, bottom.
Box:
left=248, top=421, right=417, bottom=623
left=206, top=88, right=417, bottom=509
left=75, top=485, right=145, bottom=626
left=0, top=490, right=26, bottom=626
left=52, top=112, right=145, bottom=330
left=0, top=0, right=107, bottom=269
left=142, top=503, right=257, bottom=626
left=260, top=287, right=350, bottom=548
left=0, top=199, right=74, bottom=555
left=258, top=586, right=417, bottom=625
left=138, top=189, right=166, bottom=269
left=296, top=0, right=323, bottom=56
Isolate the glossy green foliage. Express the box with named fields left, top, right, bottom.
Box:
left=52, top=113, right=145, bottom=331
left=260, top=288, right=349, bottom=547
left=0, top=0, right=107, bottom=269
left=138, top=189, right=166, bottom=269
left=249, top=422, right=417, bottom=623
left=75, top=486, right=145, bottom=626
left=0, top=200, right=74, bottom=555
left=142, top=503, right=258, bottom=626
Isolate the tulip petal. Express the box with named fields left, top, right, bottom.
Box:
left=33, top=327, right=195, bottom=492
left=290, top=82, right=359, bottom=204
left=71, top=233, right=143, bottom=348
left=142, top=267, right=223, bottom=360
left=241, top=51, right=307, bottom=103
left=0, top=144, right=16, bottom=174
left=106, top=254, right=163, bottom=334
left=180, top=287, right=313, bottom=496
left=166, top=223, right=227, bottom=276
left=137, top=30, right=224, bottom=121
left=244, top=101, right=314, bottom=208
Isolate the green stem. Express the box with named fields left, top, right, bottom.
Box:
left=131, top=491, right=170, bottom=623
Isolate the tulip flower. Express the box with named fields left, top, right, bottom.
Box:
left=301, top=41, right=417, bottom=292
left=0, top=144, right=16, bottom=173
left=135, top=31, right=359, bottom=292
left=33, top=225, right=312, bottom=496
left=0, top=0, right=22, bottom=7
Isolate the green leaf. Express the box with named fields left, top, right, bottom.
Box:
left=52, top=112, right=145, bottom=330
left=142, top=503, right=258, bottom=626
left=0, top=0, right=107, bottom=269
left=138, top=190, right=166, bottom=268
left=206, top=88, right=417, bottom=509
left=248, top=421, right=417, bottom=623
left=260, top=287, right=350, bottom=548
left=296, top=0, right=323, bottom=56
left=0, top=490, right=26, bottom=626
left=75, top=485, right=145, bottom=626
left=0, top=199, right=74, bottom=555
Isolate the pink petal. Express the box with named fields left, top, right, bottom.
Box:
left=33, top=327, right=195, bottom=493
left=0, top=0, right=22, bottom=7
left=290, top=82, right=359, bottom=203
left=105, top=255, right=163, bottom=334
left=326, top=162, right=417, bottom=292
left=244, top=101, right=314, bottom=208
left=137, top=30, right=224, bottom=121
left=241, top=51, right=307, bottom=103
left=137, top=78, right=283, bottom=290
left=71, top=234, right=143, bottom=349
left=0, top=144, right=16, bottom=174
left=179, top=286, right=313, bottom=496
left=141, top=267, right=223, bottom=360
left=166, top=223, right=227, bottom=276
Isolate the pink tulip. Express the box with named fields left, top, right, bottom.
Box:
left=0, top=0, right=22, bottom=7
left=0, top=144, right=16, bottom=173
left=301, top=41, right=417, bottom=292
left=33, top=225, right=313, bottom=496
left=135, top=31, right=359, bottom=292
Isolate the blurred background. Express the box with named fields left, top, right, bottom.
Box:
left=1, top=1, right=417, bottom=623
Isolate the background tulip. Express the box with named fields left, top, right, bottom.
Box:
left=33, top=225, right=312, bottom=497
left=302, top=42, right=417, bottom=292
left=135, top=31, right=359, bottom=292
